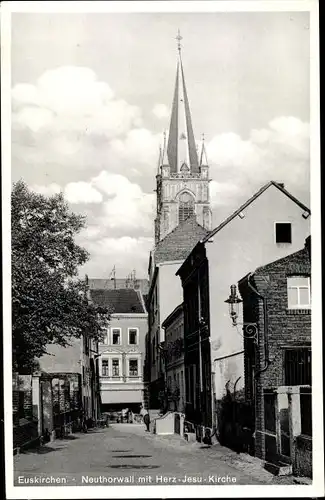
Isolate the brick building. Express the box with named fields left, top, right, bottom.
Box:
left=162, top=303, right=185, bottom=413
left=90, top=288, right=147, bottom=412
left=238, top=236, right=311, bottom=467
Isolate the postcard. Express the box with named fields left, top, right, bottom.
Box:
left=2, top=0, right=323, bottom=498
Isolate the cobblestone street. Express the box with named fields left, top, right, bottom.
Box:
left=13, top=423, right=291, bottom=487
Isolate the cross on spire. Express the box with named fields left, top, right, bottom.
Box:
left=176, top=29, right=183, bottom=53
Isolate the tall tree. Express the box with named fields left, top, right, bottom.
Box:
left=12, top=180, right=109, bottom=373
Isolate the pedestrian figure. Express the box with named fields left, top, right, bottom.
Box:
left=140, top=404, right=150, bottom=432
left=80, top=408, right=88, bottom=433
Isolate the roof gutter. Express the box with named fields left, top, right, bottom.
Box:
left=246, top=273, right=270, bottom=378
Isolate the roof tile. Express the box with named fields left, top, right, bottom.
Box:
left=89, top=288, right=145, bottom=314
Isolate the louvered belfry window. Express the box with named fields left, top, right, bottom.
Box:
left=179, top=192, right=195, bottom=223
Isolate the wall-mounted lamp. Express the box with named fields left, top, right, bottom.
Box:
left=225, top=284, right=242, bottom=326
left=225, top=284, right=258, bottom=343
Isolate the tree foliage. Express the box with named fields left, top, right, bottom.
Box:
left=12, top=180, right=109, bottom=373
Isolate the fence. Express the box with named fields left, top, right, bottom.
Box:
left=13, top=372, right=83, bottom=451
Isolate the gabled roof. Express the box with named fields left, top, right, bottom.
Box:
left=254, top=236, right=311, bottom=275
left=161, top=303, right=184, bottom=329
left=201, top=181, right=310, bottom=243
left=239, top=237, right=311, bottom=289
left=154, top=215, right=209, bottom=264
left=89, top=288, right=146, bottom=314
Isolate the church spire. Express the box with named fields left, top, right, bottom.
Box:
left=200, top=133, right=209, bottom=166
left=166, top=31, right=199, bottom=174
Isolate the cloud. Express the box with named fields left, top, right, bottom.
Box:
left=76, top=235, right=154, bottom=278
left=92, top=171, right=155, bottom=231
left=12, top=66, right=153, bottom=185
left=209, top=181, right=241, bottom=207
left=29, top=171, right=155, bottom=233
left=30, top=181, right=103, bottom=204
left=12, top=67, right=141, bottom=137
left=152, top=103, right=170, bottom=120
left=206, top=116, right=310, bottom=200
left=64, top=182, right=103, bottom=204
left=30, top=183, right=61, bottom=196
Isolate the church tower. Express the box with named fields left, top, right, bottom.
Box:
left=154, top=32, right=212, bottom=244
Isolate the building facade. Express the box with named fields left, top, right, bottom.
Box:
left=176, top=182, right=311, bottom=431
left=39, top=334, right=100, bottom=422
left=90, top=288, right=148, bottom=412
left=146, top=217, right=209, bottom=409
left=162, top=304, right=185, bottom=413
left=238, top=237, right=311, bottom=467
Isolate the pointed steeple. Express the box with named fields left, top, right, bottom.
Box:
left=166, top=31, right=199, bottom=174
left=157, top=145, right=162, bottom=174
left=161, top=130, right=168, bottom=165
left=200, top=133, right=209, bottom=166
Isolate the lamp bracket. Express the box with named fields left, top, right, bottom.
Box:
left=232, top=321, right=258, bottom=343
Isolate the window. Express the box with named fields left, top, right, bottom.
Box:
left=284, top=348, right=311, bottom=385
left=102, top=359, right=109, bottom=377
left=287, top=276, right=311, bottom=309
left=275, top=222, right=292, bottom=243
left=112, top=359, right=120, bottom=377
left=178, top=192, right=195, bottom=223
left=112, top=329, right=121, bottom=345
left=129, top=359, right=138, bottom=377
left=128, top=328, right=138, bottom=345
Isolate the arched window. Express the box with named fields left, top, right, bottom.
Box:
left=178, top=192, right=195, bottom=223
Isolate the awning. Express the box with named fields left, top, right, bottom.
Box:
left=101, top=389, right=143, bottom=404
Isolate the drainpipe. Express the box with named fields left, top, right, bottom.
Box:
left=247, top=273, right=270, bottom=377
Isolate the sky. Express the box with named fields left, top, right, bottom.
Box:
left=11, top=10, right=311, bottom=279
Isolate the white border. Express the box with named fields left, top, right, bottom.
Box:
left=2, top=0, right=323, bottom=498
left=3, top=0, right=319, bottom=13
